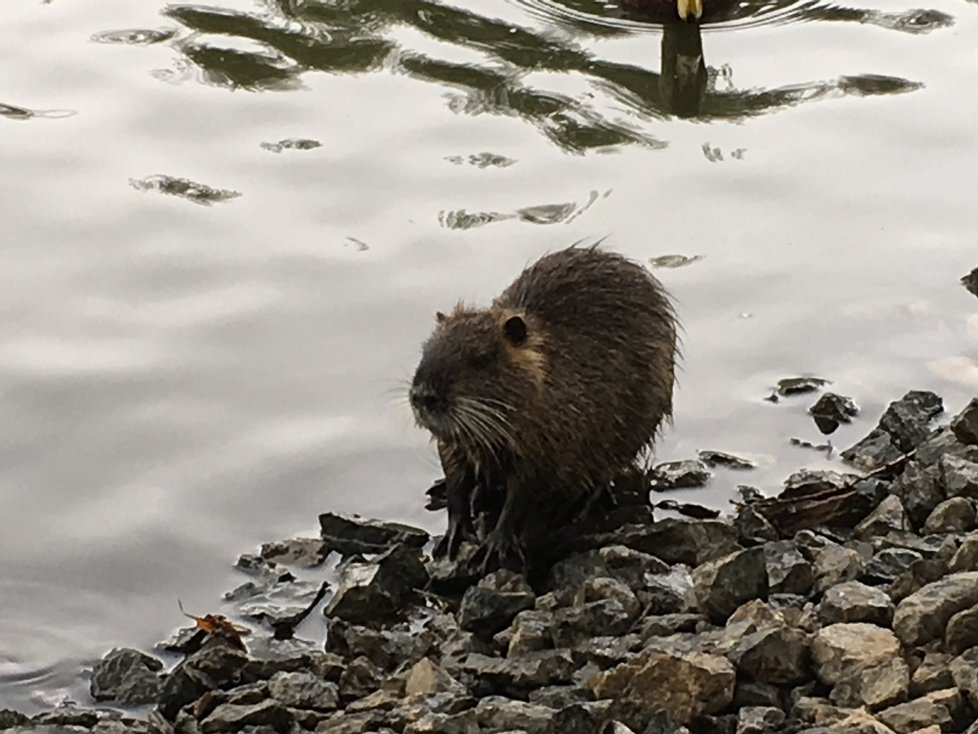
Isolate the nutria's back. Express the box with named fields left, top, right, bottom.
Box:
left=411, top=243, right=678, bottom=497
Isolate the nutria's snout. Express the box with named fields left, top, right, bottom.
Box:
left=409, top=376, right=451, bottom=435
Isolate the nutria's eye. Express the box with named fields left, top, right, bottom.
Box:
left=503, top=315, right=528, bottom=345
left=469, top=351, right=495, bottom=369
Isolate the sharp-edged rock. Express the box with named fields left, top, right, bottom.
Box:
left=692, top=547, right=769, bottom=624
left=319, top=513, right=429, bottom=555
left=459, top=570, right=536, bottom=638
left=324, top=543, right=427, bottom=624
left=811, top=623, right=901, bottom=686
left=892, top=571, right=978, bottom=646
left=90, top=648, right=164, bottom=706
left=818, top=581, right=894, bottom=626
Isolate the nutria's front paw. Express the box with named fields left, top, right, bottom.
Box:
left=434, top=512, right=475, bottom=561
left=472, top=529, right=527, bottom=575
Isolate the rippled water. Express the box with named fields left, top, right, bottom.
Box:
left=3, top=0, right=977, bottom=710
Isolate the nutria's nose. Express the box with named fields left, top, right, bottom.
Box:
left=410, top=384, right=442, bottom=414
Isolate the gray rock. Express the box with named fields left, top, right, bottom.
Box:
left=241, top=648, right=344, bottom=684
left=950, top=647, right=978, bottom=700
left=891, top=461, right=945, bottom=528
left=736, top=706, right=786, bottom=734
left=854, top=496, right=910, bottom=541
left=733, top=680, right=783, bottom=709
left=259, top=537, right=330, bottom=568
left=473, top=697, right=556, bottom=734
left=863, top=548, right=924, bottom=584
left=337, top=656, right=382, bottom=701
left=402, top=708, right=479, bottom=734
left=573, top=634, right=640, bottom=669
left=777, top=377, right=829, bottom=396
left=267, top=671, right=339, bottom=711
left=29, top=708, right=101, bottom=728
left=459, top=570, right=536, bottom=637
left=319, top=710, right=397, bottom=734
left=699, top=450, right=756, bottom=470
left=949, top=532, right=978, bottom=572
left=324, top=543, right=427, bottom=624
left=910, top=653, right=955, bottom=698
left=588, top=647, right=735, bottom=724
left=876, top=688, right=967, bottom=734
left=318, top=512, right=428, bottom=555
left=842, top=428, right=904, bottom=471
left=946, top=603, right=978, bottom=655
left=547, top=545, right=669, bottom=592
left=325, top=618, right=432, bottom=670
left=640, top=613, right=706, bottom=640
left=892, top=571, right=978, bottom=646
left=922, top=497, right=977, bottom=534
left=941, top=454, right=978, bottom=500
left=764, top=541, right=815, bottom=596
left=951, top=396, right=978, bottom=446
left=641, top=567, right=697, bottom=615
left=830, top=657, right=909, bottom=711
left=692, top=547, right=769, bottom=624
left=501, top=610, right=552, bottom=657
left=545, top=702, right=612, bottom=734
left=814, top=544, right=867, bottom=593
left=735, top=507, right=779, bottom=547
left=649, top=460, right=712, bottom=490
left=729, top=625, right=810, bottom=684
left=200, top=701, right=291, bottom=733
left=818, top=581, right=894, bottom=626
left=89, top=648, right=164, bottom=705
left=459, top=650, right=575, bottom=693
left=810, top=393, right=860, bottom=434
left=527, top=685, right=594, bottom=709
left=158, top=636, right=249, bottom=720
left=619, top=518, right=741, bottom=565
left=811, top=623, right=901, bottom=686
left=0, top=711, right=29, bottom=729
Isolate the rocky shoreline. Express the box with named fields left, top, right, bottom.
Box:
left=5, top=390, right=978, bottom=734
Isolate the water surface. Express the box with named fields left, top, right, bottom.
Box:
left=2, top=0, right=977, bottom=710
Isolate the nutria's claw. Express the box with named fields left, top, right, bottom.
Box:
left=434, top=512, right=474, bottom=561
left=472, top=530, right=527, bottom=575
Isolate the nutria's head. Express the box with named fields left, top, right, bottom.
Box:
left=410, top=306, right=546, bottom=451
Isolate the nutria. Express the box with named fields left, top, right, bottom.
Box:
left=409, top=243, right=678, bottom=572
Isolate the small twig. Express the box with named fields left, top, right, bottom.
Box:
left=841, top=449, right=916, bottom=488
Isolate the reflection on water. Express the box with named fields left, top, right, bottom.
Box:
left=121, top=0, right=938, bottom=149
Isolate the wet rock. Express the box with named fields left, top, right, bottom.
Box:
left=892, top=571, right=978, bottom=646
left=814, top=544, right=867, bottom=592
left=842, top=391, right=943, bottom=470
left=200, top=700, right=291, bottom=733
left=617, top=518, right=741, bottom=566
left=404, top=657, right=467, bottom=697
left=459, top=570, right=535, bottom=637
left=891, top=462, right=944, bottom=529
left=324, top=543, right=427, bottom=624
left=259, top=538, right=330, bottom=568
left=318, top=512, right=429, bottom=555
left=910, top=653, right=954, bottom=698
left=0, top=711, right=29, bottom=729
left=325, top=618, right=432, bottom=670
left=90, top=648, right=164, bottom=705
left=855, top=496, right=911, bottom=541
left=649, top=460, right=712, bottom=490
left=830, top=657, right=909, bottom=711
left=698, top=450, right=756, bottom=470
left=158, top=636, right=249, bottom=720
left=28, top=708, right=101, bottom=728
left=876, top=688, right=967, bottom=734
left=842, top=429, right=904, bottom=472
left=818, top=581, right=894, bottom=626
left=778, top=377, right=830, bottom=397
left=729, top=624, right=810, bottom=684
left=962, top=268, right=978, bottom=298
left=811, top=624, right=901, bottom=685
left=548, top=545, right=669, bottom=592
left=736, top=706, right=786, bottom=734
left=864, top=548, right=925, bottom=584
left=951, top=397, right=978, bottom=446
left=810, top=393, right=860, bottom=435
left=764, top=541, right=815, bottom=596
left=692, top=547, right=769, bottom=624
left=949, top=532, right=978, bottom=572
left=588, top=647, right=736, bottom=724
left=459, top=650, right=575, bottom=693
left=735, top=507, right=779, bottom=547
left=940, top=455, right=978, bottom=500
left=226, top=576, right=325, bottom=629
left=266, top=671, right=339, bottom=711
left=922, top=497, right=977, bottom=534
left=783, top=469, right=854, bottom=496
left=640, top=613, right=706, bottom=640
left=472, top=697, right=555, bottom=734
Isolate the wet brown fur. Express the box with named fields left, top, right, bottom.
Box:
left=411, top=243, right=678, bottom=563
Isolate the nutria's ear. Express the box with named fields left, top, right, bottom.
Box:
left=435, top=311, right=448, bottom=324
left=503, top=315, right=528, bottom=345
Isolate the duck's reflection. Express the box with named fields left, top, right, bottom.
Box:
left=124, top=0, right=945, bottom=150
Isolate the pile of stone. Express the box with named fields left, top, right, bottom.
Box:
left=4, top=393, right=978, bottom=734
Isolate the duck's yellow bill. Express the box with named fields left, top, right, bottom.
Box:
left=677, top=0, right=703, bottom=20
